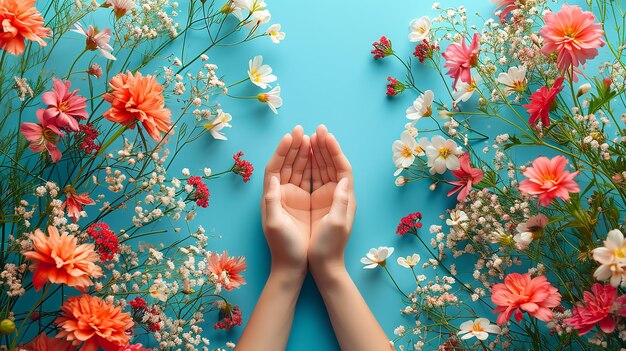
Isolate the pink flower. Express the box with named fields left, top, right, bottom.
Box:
left=42, top=79, right=88, bottom=131
left=105, top=0, right=135, bottom=19
left=491, top=273, right=562, bottom=325
left=20, top=109, right=64, bottom=162
left=493, top=0, right=517, bottom=22
left=447, top=152, right=483, bottom=202
left=442, top=33, right=480, bottom=89
left=523, top=77, right=564, bottom=128
left=540, top=4, right=605, bottom=77
left=119, top=344, right=153, bottom=351
left=518, top=155, right=580, bottom=207
left=207, top=251, right=246, bottom=290
left=62, top=186, right=95, bottom=223
left=72, top=23, right=116, bottom=60
left=565, top=283, right=626, bottom=336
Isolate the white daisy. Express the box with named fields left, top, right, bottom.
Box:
left=592, top=229, right=626, bottom=287
left=408, top=16, right=431, bottom=42
left=446, top=210, right=468, bottom=226
left=265, top=24, right=285, bottom=43
left=205, top=110, right=232, bottom=140
left=248, top=55, right=277, bottom=89
left=361, top=247, right=395, bottom=269
left=457, top=318, right=501, bottom=340
left=406, top=90, right=434, bottom=120
left=397, top=253, right=420, bottom=268
left=257, top=85, right=282, bottom=113
left=497, top=66, right=527, bottom=96
left=424, top=135, right=462, bottom=174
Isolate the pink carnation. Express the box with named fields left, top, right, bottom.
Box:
left=565, top=283, right=626, bottom=336
left=42, top=78, right=88, bottom=131
left=442, top=33, right=480, bottom=89
left=518, top=155, right=580, bottom=207
left=523, top=77, right=564, bottom=128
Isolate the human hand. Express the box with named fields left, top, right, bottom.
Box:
left=308, top=125, right=356, bottom=277
left=261, top=126, right=311, bottom=278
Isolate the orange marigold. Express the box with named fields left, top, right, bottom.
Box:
left=55, top=294, right=134, bottom=351
left=103, top=71, right=172, bottom=142
left=0, top=0, right=51, bottom=55
left=22, top=226, right=103, bottom=292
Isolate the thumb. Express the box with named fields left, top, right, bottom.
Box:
left=328, top=178, right=349, bottom=221
left=264, top=176, right=282, bottom=224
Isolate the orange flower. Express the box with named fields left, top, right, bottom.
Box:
left=24, top=333, right=75, bottom=351
left=22, top=226, right=103, bottom=292
left=207, top=251, right=247, bottom=290
left=0, top=0, right=51, bottom=55
left=103, top=71, right=172, bottom=141
left=55, top=294, right=134, bottom=351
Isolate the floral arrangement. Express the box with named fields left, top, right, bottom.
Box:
left=368, top=0, right=626, bottom=350
left=0, top=0, right=282, bottom=350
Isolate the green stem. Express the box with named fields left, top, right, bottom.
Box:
left=65, top=49, right=87, bottom=80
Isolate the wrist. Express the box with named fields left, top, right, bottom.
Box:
left=269, top=263, right=307, bottom=285
left=310, top=260, right=349, bottom=287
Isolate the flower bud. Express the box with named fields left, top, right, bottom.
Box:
left=438, top=110, right=452, bottom=119
left=395, top=176, right=407, bottom=187
left=0, top=319, right=15, bottom=335
left=577, top=83, right=591, bottom=97
left=429, top=183, right=437, bottom=191
left=603, top=77, right=612, bottom=89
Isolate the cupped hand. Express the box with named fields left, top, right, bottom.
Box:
left=308, top=125, right=356, bottom=276
left=261, top=126, right=311, bottom=277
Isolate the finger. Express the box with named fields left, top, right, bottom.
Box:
left=264, top=133, right=292, bottom=190
left=326, top=133, right=353, bottom=190
left=300, top=148, right=312, bottom=192
left=328, top=178, right=349, bottom=222
left=280, top=125, right=304, bottom=184
left=264, top=176, right=283, bottom=228
left=289, top=135, right=310, bottom=186
left=310, top=148, right=322, bottom=191
left=311, top=132, right=330, bottom=185
left=317, top=125, right=337, bottom=182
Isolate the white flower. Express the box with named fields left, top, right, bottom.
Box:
left=424, top=135, right=462, bottom=174
left=405, top=121, right=418, bottom=137
left=265, top=24, right=285, bottom=44
left=233, top=0, right=266, bottom=13
left=577, top=82, right=592, bottom=96
left=395, top=175, right=407, bottom=186
left=257, top=85, right=282, bottom=113
left=453, top=78, right=479, bottom=107
left=408, top=16, right=431, bottom=42
left=457, top=318, right=501, bottom=340
left=497, top=66, right=527, bottom=96
left=392, top=131, right=424, bottom=170
left=205, top=110, right=232, bottom=140
left=248, top=55, right=277, bottom=89
left=406, top=90, right=434, bottom=120
left=397, top=254, right=420, bottom=268
left=361, top=247, right=394, bottom=269
left=592, top=229, right=626, bottom=287
left=72, top=23, right=116, bottom=60
left=513, top=231, right=533, bottom=250
left=149, top=280, right=169, bottom=302
left=446, top=210, right=468, bottom=226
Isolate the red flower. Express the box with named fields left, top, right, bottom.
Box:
left=396, top=212, right=423, bottom=236
left=371, top=36, right=393, bottom=59
left=76, top=122, right=100, bottom=155
left=187, top=176, right=210, bottom=208
left=128, top=296, right=148, bottom=311
left=62, top=186, right=95, bottom=223
left=448, top=152, right=484, bottom=202
left=523, top=77, right=564, bottom=128
left=565, top=283, right=626, bottom=336
left=386, top=76, right=405, bottom=96
left=413, top=39, right=438, bottom=63
left=86, top=222, right=119, bottom=261
left=214, top=304, right=243, bottom=330
left=232, top=151, right=254, bottom=183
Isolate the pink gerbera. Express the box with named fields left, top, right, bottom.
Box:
left=540, top=4, right=605, bottom=77
left=207, top=251, right=247, bottom=290
left=448, top=152, right=484, bottom=202
left=491, top=273, right=562, bottom=325
left=523, top=77, right=564, bottom=128
left=442, top=33, right=480, bottom=89
left=565, top=283, right=626, bottom=336
left=518, top=155, right=580, bottom=207
left=20, top=108, right=65, bottom=162
left=42, top=79, right=88, bottom=131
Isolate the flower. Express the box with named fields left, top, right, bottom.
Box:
left=565, top=283, right=626, bottom=335
left=23, top=333, right=75, bottom=351
left=187, top=176, right=210, bottom=207
left=540, top=4, right=605, bottom=76
left=62, top=186, right=95, bottom=223
left=215, top=304, right=243, bottom=330
left=446, top=210, right=468, bottom=226
left=233, top=0, right=266, bottom=12
left=452, top=78, right=479, bottom=107
left=408, top=16, right=431, bottom=42
left=257, top=85, right=282, bottom=113
left=55, top=294, right=134, bottom=351
left=457, top=318, right=501, bottom=340
left=361, top=247, right=394, bottom=269
left=406, top=90, right=434, bottom=120
left=386, top=76, right=405, bottom=96
left=207, top=251, right=247, bottom=290
left=22, top=226, right=103, bottom=292
left=518, top=155, right=580, bottom=207
left=87, top=63, right=103, bottom=78
left=392, top=131, right=426, bottom=171
left=41, top=78, right=88, bottom=131
left=149, top=279, right=169, bottom=302
left=396, top=212, right=423, bottom=235
left=424, top=135, right=462, bottom=175
left=119, top=344, right=152, bottom=351
left=204, top=109, right=232, bottom=140
left=105, top=0, right=135, bottom=19
left=397, top=253, right=420, bottom=268
left=86, top=223, right=119, bottom=261
left=592, top=229, right=626, bottom=287
left=371, top=35, right=393, bottom=59
left=577, top=82, right=592, bottom=96
left=265, top=23, right=285, bottom=43
left=71, top=23, right=116, bottom=60
left=493, top=0, right=517, bottom=22
left=497, top=66, right=527, bottom=96
left=247, top=55, right=277, bottom=89
left=491, top=273, right=562, bottom=325
left=0, top=0, right=51, bottom=55
left=76, top=122, right=100, bottom=155
left=513, top=232, right=533, bottom=250
left=413, top=39, right=438, bottom=63
left=442, top=33, right=480, bottom=88
left=524, top=77, right=564, bottom=128
left=103, top=71, right=172, bottom=142
left=20, top=109, right=65, bottom=162
left=447, top=152, right=483, bottom=202
left=128, top=296, right=147, bottom=311
left=232, top=151, right=254, bottom=182
left=516, top=214, right=548, bottom=238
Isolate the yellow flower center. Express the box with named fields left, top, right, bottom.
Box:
left=249, top=69, right=262, bottom=84
left=257, top=93, right=269, bottom=103
left=471, top=321, right=485, bottom=333
left=424, top=106, right=432, bottom=117
left=58, top=100, right=70, bottom=113
left=616, top=246, right=626, bottom=259
left=401, top=146, right=413, bottom=158
left=414, top=145, right=423, bottom=154
left=438, top=147, right=450, bottom=159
